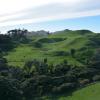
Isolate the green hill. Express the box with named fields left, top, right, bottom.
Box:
left=4, top=29, right=100, bottom=67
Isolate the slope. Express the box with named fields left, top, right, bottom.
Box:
left=5, top=29, right=100, bottom=67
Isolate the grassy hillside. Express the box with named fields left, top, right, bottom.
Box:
left=42, top=82, right=100, bottom=100
left=0, top=29, right=100, bottom=100
left=5, top=29, right=100, bottom=67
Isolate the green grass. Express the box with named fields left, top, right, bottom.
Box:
left=5, top=30, right=99, bottom=67
left=42, top=82, right=100, bottom=100
left=5, top=43, right=81, bottom=67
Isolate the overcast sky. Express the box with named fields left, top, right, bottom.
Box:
left=0, top=0, right=100, bottom=33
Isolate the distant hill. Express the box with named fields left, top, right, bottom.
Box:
left=26, top=30, right=50, bottom=37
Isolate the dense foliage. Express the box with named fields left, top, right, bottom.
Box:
left=0, top=34, right=14, bottom=52
left=0, top=55, right=100, bottom=100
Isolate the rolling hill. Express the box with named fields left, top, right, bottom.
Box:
left=4, top=29, right=100, bottom=67
left=0, top=29, right=100, bottom=100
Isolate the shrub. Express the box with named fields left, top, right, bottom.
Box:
left=21, top=75, right=52, bottom=98
left=93, top=75, right=100, bottom=82
left=53, top=51, right=69, bottom=56
left=33, top=42, right=42, bottom=48
left=0, top=76, right=22, bottom=100
left=21, top=78, right=38, bottom=99
left=70, top=49, right=76, bottom=57
left=38, top=38, right=54, bottom=43
left=52, top=83, right=75, bottom=94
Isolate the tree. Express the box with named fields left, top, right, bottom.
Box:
left=32, top=59, right=49, bottom=75
left=0, top=76, right=22, bottom=100
left=70, top=49, right=76, bottom=57
left=93, top=75, right=100, bottom=82
left=89, top=49, right=100, bottom=70
left=53, top=61, right=71, bottom=76
left=43, top=58, right=48, bottom=63
left=0, top=34, right=14, bottom=51
left=0, top=57, right=8, bottom=71
left=52, top=83, right=76, bottom=94
left=24, top=60, right=33, bottom=73
left=8, top=29, right=28, bottom=43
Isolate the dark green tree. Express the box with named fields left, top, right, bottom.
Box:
left=0, top=76, right=22, bottom=100
left=70, top=49, right=76, bottom=57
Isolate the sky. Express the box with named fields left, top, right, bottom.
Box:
left=0, top=0, right=100, bottom=33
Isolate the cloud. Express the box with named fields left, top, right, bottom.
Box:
left=0, top=0, right=100, bottom=27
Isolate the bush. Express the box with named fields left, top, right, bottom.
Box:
left=0, top=34, right=14, bottom=51
left=93, top=75, right=100, bottom=82
left=33, top=42, right=42, bottom=48
left=53, top=64, right=71, bottom=76
left=38, top=38, right=54, bottom=43
left=52, top=83, right=75, bottom=94
left=78, top=68, right=98, bottom=79
left=70, top=49, right=76, bottom=57
left=21, top=78, right=38, bottom=99
left=53, top=51, right=69, bottom=56
left=0, top=76, right=22, bottom=100
left=0, top=58, right=8, bottom=71
left=21, top=75, right=52, bottom=98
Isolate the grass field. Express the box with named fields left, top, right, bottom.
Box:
left=5, top=30, right=98, bottom=67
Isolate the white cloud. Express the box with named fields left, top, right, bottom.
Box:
left=0, top=0, right=100, bottom=27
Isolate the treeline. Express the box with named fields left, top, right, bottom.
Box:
left=0, top=29, right=31, bottom=55
left=0, top=34, right=14, bottom=52
left=0, top=29, right=50, bottom=53
left=0, top=55, right=100, bottom=100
